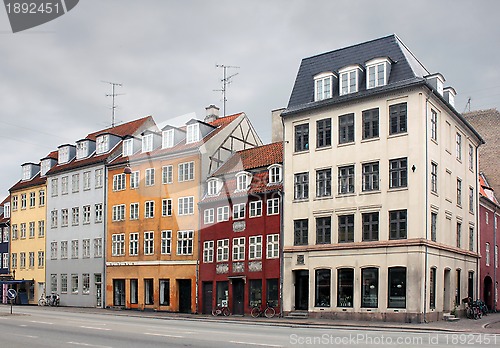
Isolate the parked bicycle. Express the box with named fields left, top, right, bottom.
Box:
left=211, top=305, right=230, bottom=316
left=38, top=293, right=60, bottom=307
left=250, top=301, right=276, bottom=318
left=464, top=297, right=481, bottom=319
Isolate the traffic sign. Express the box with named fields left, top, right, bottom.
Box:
left=7, top=289, right=17, bottom=300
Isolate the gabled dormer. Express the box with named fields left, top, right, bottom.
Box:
left=21, top=162, right=40, bottom=181
left=3, top=202, right=10, bottom=219
left=40, top=155, right=57, bottom=176
left=207, top=177, right=223, bottom=196
left=122, top=135, right=140, bottom=157
left=185, top=119, right=216, bottom=144
left=235, top=171, right=252, bottom=192
left=365, top=57, right=392, bottom=89
left=314, top=72, right=336, bottom=101
left=426, top=73, right=445, bottom=96
left=161, top=125, right=186, bottom=149
left=95, top=132, right=121, bottom=155
left=268, top=164, right=283, bottom=184
left=76, top=139, right=95, bottom=160
left=443, top=87, right=456, bottom=108
left=141, top=130, right=161, bottom=153
left=339, top=64, right=363, bottom=95
left=57, top=144, right=76, bottom=165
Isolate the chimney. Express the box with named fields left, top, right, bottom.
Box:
left=271, top=108, right=285, bottom=142
left=204, top=105, right=220, bottom=123
left=443, top=87, right=456, bottom=108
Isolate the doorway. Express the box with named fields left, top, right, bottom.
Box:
left=202, top=282, right=213, bottom=314
left=294, top=270, right=309, bottom=310
left=484, top=276, right=493, bottom=310
left=113, top=279, right=125, bottom=306
left=444, top=269, right=451, bottom=312
left=178, top=280, right=191, bottom=313
left=232, top=279, right=245, bottom=315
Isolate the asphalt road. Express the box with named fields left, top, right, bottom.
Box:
left=0, top=306, right=499, bottom=347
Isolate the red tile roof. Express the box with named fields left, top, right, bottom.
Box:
left=86, top=116, right=154, bottom=141
left=479, top=173, right=499, bottom=204
left=0, top=195, right=10, bottom=206
left=10, top=173, right=47, bottom=192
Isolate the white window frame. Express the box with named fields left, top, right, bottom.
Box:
left=130, top=171, right=139, bottom=189
left=111, top=234, right=125, bottom=256
left=83, top=171, right=91, bottom=191
left=129, top=233, right=139, bottom=256
left=162, top=165, right=173, bottom=184
left=95, top=169, right=103, bottom=188
left=145, top=168, right=155, bottom=186
left=266, top=234, right=279, bottom=259
left=144, top=231, right=154, bottom=255
left=366, top=58, right=389, bottom=89
left=217, top=239, right=229, bottom=262
left=233, top=203, right=246, bottom=220
left=96, top=134, right=109, bottom=154
left=122, top=138, right=134, bottom=156
left=112, top=204, right=125, bottom=222
left=177, top=230, right=194, bottom=255
left=267, top=198, right=279, bottom=215
left=162, top=129, right=174, bottom=149
left=268, top=164, right=282, bottom=184
left=203, top=240, right=214, bottom=263
left=113, top=173, right=126, bottom=191
left=130, top=203, right=139, bottom=220
left=232, top=237, right=245, bottom=261
left=217, top=206, right=230, bottom=222
left=178, top=162, right=195, bottom=182
left=95, top=203, right=103, bottom=223
left=204, top=208, right=214, bottom=224
left=178, top=196, right=194, bottom=216
left=145, top=201, right=155, bottom=219
left=186, top=123, right=200, bottom=144
left=314, top=72, right=334, bottom=101
left=162, top=199, right=172, bottom=217
left=83, top=205, right=91, bottom=224
left=161, top=230, right=172, bottom=254
left=249, top=235, right=262, bottom=260
left=207, top=178, right=221, bottom=196
left=339, top=66, right=361, bottom=95
left=249, top=201, right=262, bottom=218
left=236, top=172, right=251, bottom=192
left=142, top=134, right=154, bottom=153
left=82, top=239, right=90, bottom=258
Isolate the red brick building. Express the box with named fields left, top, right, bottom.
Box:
left=198, top=142, right=282, bottom=315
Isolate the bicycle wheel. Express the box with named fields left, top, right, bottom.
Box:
left=38, top=298, right=46, bottom=306
left=250, top=307, right=261, bottom=318
left=264, top=307, right=275, bottom=318
left=222, top=307, right=230, bottom=316
left=211, top=308, right=218, bottom=316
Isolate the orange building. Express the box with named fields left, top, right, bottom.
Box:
left=105, top=106, right=261, bottom=312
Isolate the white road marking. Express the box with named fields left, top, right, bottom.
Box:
left=67, top=342, right=112, bottom=348
left=19, top=324, right=27, bottom=327
left=80, top=326, right=112, bottom=331
left=12, top=333, right=38, bottom=339
left=229, top=341, right=283, bottom=347
left=144, top=332, right=184, bottom=338
left=30, top=320, right=53, bottom=325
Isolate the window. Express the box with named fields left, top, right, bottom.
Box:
left=72, top=173, right=79, bottom=193
left=456, top=133, right=462, bottom=161
left=83, top=205, right=91, bottom=224
left=232, top=237, right=245, bottom=261
left=177, top=230, right=193, bottom=255
left=37, top=251, right=44, bottom=268
left=3, top=226, right=9, bottom=242
left=21, top=193, right=26, bottom=209
left=362, top=162, right=379, bottom=191
left=431, top=212, right=437, bottom=242
left=112, top=234, right=125, bottom=256
left=207, top=179, right=220, bottom=196
left=29, top=221, right=35, bottom=238
left=129, top=233, right=139, bottom=256
left=29, top=192, right=35, bottom=207
left=362, top=108, right=379, bottom=140
left=431, top=162, right=438, bottom=193
left=83, top=171, right=91, bottom=190
left=389, top=210, right=407, bottom=239
left=294, top=172, right=309, bottom=200
left=11, top=253, right=17, bottom=269
left=143, top=279, right=154, bottom=305
left=236, top=172, right=251, bottom=191
left=314, top=74, right=333, bottom=101
left=340, top=69, right=358, bottom=95
left=362, top=212, right=379, bottom=241
left=12, top=195, right=18, bottom=210
left=233, top=203, right=246, bottom=220
left=315, top=269, right=331, bottom=307
left=217, top=239, right=229, bottom=262
left=457, top=178, right=462, bottom=206
left=430, top=267, right=436, bottom=309
left=113, top=173, right=126, bottom=191
left=338, top=214, right=354, bottom=242
left=249, top=235, right=262, bottom=260
left=455, top=269, right=461, bottom=306
left=38, top=190, right=45, bottom=206
left=186, top=123, right=200, bottom=143
left=71, top=274, right=79, bottom=294
left=469, top=226, right=474, bottom=252
left=361, top=268, right=378, bottom=308
left=316, top=118, right=331, bottom=148
left=316, top=216, right=331, bottom=244
left=217, top=206, right=229, bottom=222
left=20, top=223, right=26, bottom=238
left=203, top=240, right=214, bottom=262
left=95, top=203, right=103, bottom=223
left=162, top=199, right=172, bottom=217
left=469, top=187, right=474, bottom=213
left=60, top=274, right=68, bottom=293
left=294, top=124, right=309, bottom=152
left=82, top=274, right=90, bottom=295
left=95, top=169, right=103, bottom=188
left=266, top=279, right=279, bottom=307
left=266, top=234, right=279, bottom=259
left=71, top=240, right=79, bottom=259
left=457, top=222, right=462, bottom=248
left=144, top=231, right=154, bottom=255
left=94, top=238, right=103, bottom=258
left=267, top=198, right=279, bottom=215
left=22, top=165, right=31, bottom=180
left=204, top=208, right=215, bottom=224
left=389, top=158, right=407, bottom=188
left=316, top=168, right=332, bottom=197
left=112, top=205, right=125, bottom=222
left=162, top=129, right=174, bottom=148
left=96, top=134, right=109, bottom=154
left=162, top=165, right=173, bottom=184
left=122, top=138, right=134, bottom=156
left=178, top=196, right=194, bottom=215
left=20, top=252, right=26, bottom=268
left=4, top=203, right=10, bottom=218
left=130, top=203, right=139, bottom=220
left=486, top=243, right=491, bottom=266
left=469, top=144, right=474, bottom=171
left=249, top=279, right=262, bottom=308
left=145, top=201, right=155, bottom=218
left=294, top=219, right=308, bottom=246
left=337, top=268, right=354, bottom=307
left=389, top=102, right=407, bottom=134
left=495, top=245, right=498, bottom=268
left=249, top=201, right=262, bottom=217
left=145, top=168, right=155, bottom=186
left=268, top=165, right=282, bottom=184
left=142, top=134, right=153, bottom=152
left=60, top=241, right=68, bottom=259
left=2, top=253, right=9, bottom=269
left=61, top=209, right=68, bottom=227
left=130, top=171, right=139, bottom=189
left=431, top=110, right=438, bottom=141
left=367, top=61, right=387, bottom=88
left=338, top=113, right=354, bottom=144
left=178, top=162, right=194, bottom=182
left=388, top=267, right=406, bottom=308
left=338, top=165, right=355, bottom=194
left=159, top=279, right=170, bottom=306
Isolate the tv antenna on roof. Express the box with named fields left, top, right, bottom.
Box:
left=214, top=64, right=239, bottom=117
left=102, top=81, right=123, bottom=127
left=463, top=97, right=471, bottom=113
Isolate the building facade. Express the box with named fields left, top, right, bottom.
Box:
left=45, top=116, right=154, bottom=307
left=105, top=107, right=262, bottom=313
left=198, top=142, right=283, bottom=315
left=0, top=196, right=11, bottom=303
left=281, top=35, right=483, bottom=322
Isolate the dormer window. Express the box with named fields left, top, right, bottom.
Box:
left=122, top=139, right=134, bottom=157
left=426, top=73, right=445, bottom=96
left=76, top=141, right=89, bottom=159
left=186, top=123, right=200, bottom=144
left=268, top=164, right=282, bottom=184
left=314, top=72, right=334, bottom=101
left=96, top=135, right=109, bottom=154
left=236, top=172, right=252, bottom=192
left=22, top=165, right=31, bottom=181
left=41, top=160, right=50, bottom=176
left=162, top=129, right=174, bottom=149
left=207, top=178, right=222, bottom=196
left=4, top=203, right=10, bottom=219
left=366, top=58, right=391, bottom=89
left=339, top=65, right=362, bottom=95
left=142, top=134, right=153, bottom=153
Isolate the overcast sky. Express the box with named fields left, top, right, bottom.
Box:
left=1, top=0, right=499, bottom=198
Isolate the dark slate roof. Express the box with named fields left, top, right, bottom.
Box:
left=284, top=34, right=429, bottom=115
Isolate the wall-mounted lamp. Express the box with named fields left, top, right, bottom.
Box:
left=123, top=166, right=132, bottom=175
left=412, top=165, right=416, bottom=172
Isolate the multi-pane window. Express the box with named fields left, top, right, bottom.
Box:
left=95, top=169, right=103, bottom=188
left=144, top=231, right=154, bottom=255
left=122, top=138, right=133, bottom=156
left=178, top=196, right=194, bottom=215
left=2, top=253, right=9, bottom=269
left=145, top=201, right=155, bottom=218
left=367, top=62, right=386, bottom=88
left=177, top=230, right=193, bottom=255
left=249, top=201, right=262, bottom=217
left=431, top=212, right=437, bottom=242
left=362, top=212, right=379, bottom=241
left=96, top=134, right=109, bottom=154
left=316, top=216, right=331, bottom=244
left=82, top=274, right=90, bottom=295
left=162, top=165, right=173, bottom=184
left=266, top=234, right=279, bottom=259
left=112, top=234, right=125, bottom=256
left=339, top=113, right=354, bottom=144
left=389, top=210, right=407, bottom=240
left=113, top=174, right=126, bottom=191
left=294, top=124, right=309, bottom=152
left=142, top=134, right=153, bottom=152
left=217, top=206, right=229, bottom=222
left=217, top=239, right=229, bottom=262
left=20, top=223, right=26, bottom=238
left=315, top=269, right=331, bottom=307
left=61, top=274, right=68, bottom=293
left=249, top=236, right=262, bottom=260
left=430, top=267, right=436, bottom=308
left=51, top=241, right=58, bottom=260
left=51, top=179, right=58, bottom=197
left=269, top=165, right=282, bottom=184
left=207, top=179, right=219, bottom=196
left=486, top=243, right=491, bottom=266
left=71, top=240, right=79, bottom=259
left=457, top=178, right=462, bottom=206
left=340, top=70, right=358, bottom=95
left=11, top=253, right=17, bottom=269
left=469, top=144, right=474, bottom=171
left=29, top=192, right=35, bottom=207
left=338, top=268, right=354, bottom=308
left=145, top=168, right=155, bottom=186
left=20, top=252, right=26, bottom=268
left=130, top=203, right=139, bottom=220
left=186, top=123, right=200, bottom=143
left=83, top=205, right=91, bottom=224
left=29, top=221, right=35, bottom=238
left=316, top=118, right=331, bottom=148
left=338, top=165, right=355, bottom=194
left=61, top=177, right=68, bottom=195
left=112, top=205, right=125, bottom=222
left=129, top=233, right=139, bottom=256
left=389, top=102, right=407, bottom=134
left=159, top=279, right=170, bottom=306
left=267, top=198, right=279, bottom=215
left=203, top=240, right=214, bottom=263
left=162, top=199, right=172, bottom=217
left=204, top=208, right=215, bottom=224
left=338, top=214, right=354, bottom=243
left=162, top=129, right=174, bottom=148
left=21, top=193, right=27, bottom=209
left=232, top=237, right=245, bottom=261
left=61, top=209, right=69, bottom=226
left=60, top=241, right=68, bottom=259
left=161, top=230, right=172, bottom=254
left=72, top=173, right=79, bottom=193
left=37, top=251, right=44, bottom=268
left=130, top=171, right=139, bottom=189
left=236, top=173, right=250, bottom=191
left=294, top=219, right=308, bottom=246
left=233, top=203, right=246, bottom=220
left=388, top=267, right=406, bottom=308
left=39, top=190, right=45, bottom=206
left=94, top=238, right=103, bottom=257
left=314, top=75, right=332, bottom=101
left=362, top=108, right=379, bottom=140
left=362, top=162, right=379, bottom=191
left=469, top=187, right=474, bottom=214
left=95, top=203, right=103, bottom=223
left=294, top=172, right=309, bottom=200
left=389, top=158, right=407, bottom=188
left=431, top=110, right=438, bottom=141
left=71, top=274, right=79, bottom=294
left=431, top=162, right=438, bottom=193
left=361, top=268, right=379, bottom=308
left=178, top=162, right=194, bottom=182
left=82, top=239, right=90, bottom=258
left=12, top=224, right=18, bottom=239
left=316, top=169, right=332, bottom=197
left=456, top=133, right=462, bottom=161
left=469, top=227, right=474, bottom=252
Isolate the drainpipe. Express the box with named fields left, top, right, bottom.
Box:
left=494, top=204, right=497, bottom=311
left=103, top=165, right=108, bottom=308
left=279, top=115, right=285, bottom=318
left=423, top=94, right=429, bottom=323
left=475, top=147, right=479, bottom=302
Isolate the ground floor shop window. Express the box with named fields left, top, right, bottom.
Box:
left=160, top=279, right=170, bottom=306
left=216, top=281, right=228, bottom=306
left=266, top=279, right=279, bottom=307
left=388, top=267, right=406, bottom=308
left=130, top=279, right=138, bottom=304
left=337, top=268, right=354, bottom=307
left=113, top=279, right=125, bottom=306
left=249, top=279, right=262, bottom=307
left=315, top=269, right=331, bottom=307
left=144, top=279, right=154, bottom=305
left=361, top=268, right=378, bottom=308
